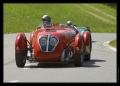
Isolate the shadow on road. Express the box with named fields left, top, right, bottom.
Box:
left=92, top=41, right=97, bottom=43
left=24, top=59, right=106, bottom=68
left=24, top=62, right=74, bottom=68
left=83, top=59, right=106, bottom=68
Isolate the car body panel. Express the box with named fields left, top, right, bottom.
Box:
left=15, top=24, right=92, bottom=67
left=32, top=26, right=77, bottom=62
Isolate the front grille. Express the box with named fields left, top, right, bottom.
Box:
left=39, top=34, right=59, bottom=52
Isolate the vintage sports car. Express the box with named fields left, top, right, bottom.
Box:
left=15, top=24, right=92, bottom=67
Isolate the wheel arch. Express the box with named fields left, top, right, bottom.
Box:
left=15, top=32, right=27, bottom=53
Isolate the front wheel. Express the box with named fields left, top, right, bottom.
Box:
left=15, top=50, right=26, bottom=67
left=84, top=53, right=91, bottom=61
left=74, top=52, right=84, bottom=67
left=74, top=40, right=84, bottom=67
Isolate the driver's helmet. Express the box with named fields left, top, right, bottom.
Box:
left=42, top=15, right=51, bottom=26
left=67, top=21, right=73, bottom=26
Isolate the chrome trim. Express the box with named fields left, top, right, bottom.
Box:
left=61, top=49, right=65, bottom=61
left=46, top=34, right=50, bottom=52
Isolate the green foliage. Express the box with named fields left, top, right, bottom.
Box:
left=3, top=3, right=116, bottom=33
left=109, top=40, right=116, bottom=48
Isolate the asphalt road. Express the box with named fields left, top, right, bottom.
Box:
left=3, top=33, right=117, bottom=83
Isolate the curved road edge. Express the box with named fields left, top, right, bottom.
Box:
left=103, top=41, right=116, bottom=52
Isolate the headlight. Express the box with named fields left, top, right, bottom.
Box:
left=39, top=34, right=59, bottom=52
left=49, top=37, right=58, bottom=46
left=39, top=36, right=47, bottom=46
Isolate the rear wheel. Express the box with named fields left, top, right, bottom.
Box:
left=84, top=36, right=92, bottom=61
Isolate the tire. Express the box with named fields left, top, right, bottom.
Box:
left=74, top=53, right=83, bottom=67
left=84, top=36, right=92, bottom=61
left=74, top=40, right=84, bottom=67
left=84, top=53, right=91, bottom=61
left=82, top=40, right=85, bottom=56
left=15, top=50, right=26, bottom=67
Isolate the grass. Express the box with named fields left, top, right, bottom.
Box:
left=76, top=4, right=116, bottom=25
left=89, top=3, right=116, bottom=17
left=109, top=40, right=116, bottom=48
left=3, top=3, right=117, bottom=33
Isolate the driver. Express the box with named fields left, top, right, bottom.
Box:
left=67, top=21, right=79, bottom=34
left=67, top=21, right=73, bottom=26
left=37, top=15, right=52, bottom=29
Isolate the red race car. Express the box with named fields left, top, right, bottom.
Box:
left=15, top=23, right=92, bottom=67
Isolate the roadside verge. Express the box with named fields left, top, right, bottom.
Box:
left=103, top=41, right=116, bottom=52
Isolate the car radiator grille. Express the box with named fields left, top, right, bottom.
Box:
left=39, top=34, right=59, bottom=52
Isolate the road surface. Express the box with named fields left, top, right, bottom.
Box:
left=3, top=33, right=117, bottom=83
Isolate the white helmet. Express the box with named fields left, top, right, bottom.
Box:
left=67, top=21, right=73, bottom=26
